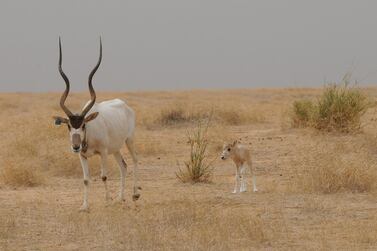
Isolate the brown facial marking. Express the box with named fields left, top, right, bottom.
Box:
left=84, top=180, right=89, bottom=186
left=69, top=115, right=85, bottom=129
left=102, top=176, right=107, bottom=182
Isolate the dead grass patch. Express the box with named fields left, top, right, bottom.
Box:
left=0, top=160, right=44, bottom=187
left=2, top=199, right=270, bottom=250
left=291, top=140, right=377, bottom=194
left=216, top=105, right=266, bottom=125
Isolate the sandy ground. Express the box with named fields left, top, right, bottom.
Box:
left=1, top=88, right=377, bottom=250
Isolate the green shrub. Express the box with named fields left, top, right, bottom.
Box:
left=315, top=83, right=370, bottom=132
left=291, top=77, right=370, bottom=132
left=176, top=118, right=214, bottom=183
left=292, top=100, right=316, bottom=127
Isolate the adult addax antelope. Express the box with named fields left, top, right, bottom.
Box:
left=53, top=38, right=140, bottom=211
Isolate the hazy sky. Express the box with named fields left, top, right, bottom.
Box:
left=0, top=0, right=377, bottom=92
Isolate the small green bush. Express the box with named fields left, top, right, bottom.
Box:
left=292, top=100, right=316, bottom=128
left=176, top=118, right=214, bottom=183
left=315, top=83, right=370, bottom=132
left=292, top=77, right=371, bottom=132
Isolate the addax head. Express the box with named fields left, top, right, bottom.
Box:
left=53, top=37, right=102, bottom=153
left=220, top=140, right=238, bottom=160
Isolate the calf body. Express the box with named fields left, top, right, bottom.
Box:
left=221, top=141, right=257, bottom=193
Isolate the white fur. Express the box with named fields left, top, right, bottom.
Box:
left=77, top=99, right=139, bottom=211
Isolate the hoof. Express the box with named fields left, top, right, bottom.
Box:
left=132, top=193, right=141, bottom=201
left=117, top=196, right=126, bottom=203
left=240, top=189, right=247, bottom=193
left=232, top=190, right=238, bottom=194
left=253, top=189, right=258, bottom=192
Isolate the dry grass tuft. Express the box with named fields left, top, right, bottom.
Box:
left=216, top=105, right=266, bottom=125
left=0, top=160, right=44, bottom=187
left=145, top=101, right=266, bottom=129
left=291, top=76, right=371, bottom=132
left=156, top=103, right=208, bottom=126
left=176, top=118, right=215, bottom=183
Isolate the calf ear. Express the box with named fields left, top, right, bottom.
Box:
left=232, top=140, right=238, bottom=146
left=84, top=112, right=99, bottom=123
left=53, top=116, right=68, bottom=126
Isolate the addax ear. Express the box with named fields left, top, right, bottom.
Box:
left=53, top=116, right=69, bottom=126
left=232, top=140, right=238, bottom=146
left=84, top=112, right=99, bottom=123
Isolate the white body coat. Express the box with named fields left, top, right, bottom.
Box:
left=82, top=99, right=135, bottom=157
left=78, top=99, right=139, bottom=211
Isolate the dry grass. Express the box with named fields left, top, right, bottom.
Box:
left=1, top=88, right=377, bottom=250
left=216, top=104, right=266, bottom=125
left=290, top=136, right=377, bottom=194
left=0, top=160, right=44, bottom=187
left=144, top=100, right=266, bottom=129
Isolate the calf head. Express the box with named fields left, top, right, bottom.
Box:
left=220, top=140, right=239, bottom=160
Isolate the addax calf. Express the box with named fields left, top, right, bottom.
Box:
left=221, top=140, right=258, bottom=193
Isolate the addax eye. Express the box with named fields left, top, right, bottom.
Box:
left=227, top=148, right=231, bottom=151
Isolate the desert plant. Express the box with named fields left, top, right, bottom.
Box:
left=159, top=105, right=187, bottom=125
left=176, top=117, right=215, bottom=183
left=291, top=99, right=316, bottom=128
left=157, top=104, right=208, bottom=126
left=291, top=75, right=370, bottom=132
left=315, top=81, right=370, bottom=132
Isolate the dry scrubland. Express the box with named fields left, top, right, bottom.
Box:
left=0, top=87, right=377, bottom=250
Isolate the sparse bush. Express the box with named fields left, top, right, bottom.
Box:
left=159, top=106, right=187, bottom=125
left=218, top=108, right=265, bottom=125
left=291, top=100, right=316, bottom=127
left=152, top=103, right=266, bottom=128
left=315, top=82, right=370, bottom=132
left=291, top=76, right=371, bottom=132
left=157, top=104, right=208, bottom=126
left=176, top=118, right=214, bottom=183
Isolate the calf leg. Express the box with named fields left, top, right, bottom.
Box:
left=126, top=138, right=141, bottom=201
left=79, top=154, right=90, bottom=211
left=240, top=165, right=247, bottom=192
left=233, top=166, right=241, bottom=193
left=113, top=151, right=127, bottom=201
left=100, top=152, right=110, bottom=201
left=248, top=160, right=258, bottom=192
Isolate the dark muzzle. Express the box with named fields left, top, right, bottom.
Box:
left=72, top=134, right=82, bottom=152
